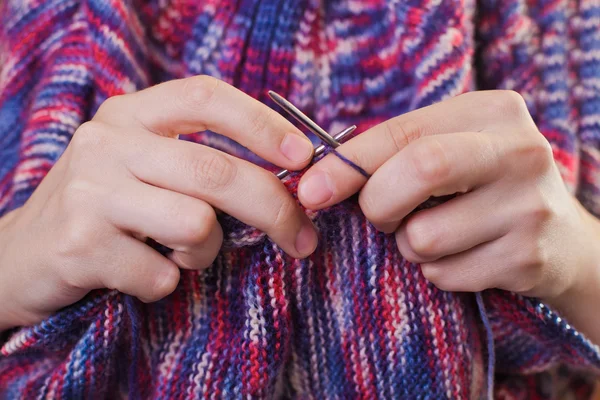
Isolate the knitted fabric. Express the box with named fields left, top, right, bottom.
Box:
left=1, top=0, right=600, bottom=399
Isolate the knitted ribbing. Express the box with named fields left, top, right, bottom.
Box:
left=1, top=1, right=600, bottom=399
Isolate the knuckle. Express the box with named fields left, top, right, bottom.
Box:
left=510, top=248, right=546, bottom=293
left=95, top=95, right=127, bottom=117
left=269, top=196, right=297, bottom=230
left=410, top=139, right=451, bottom=184
left=531, top=203, right=553, bottom=227
left=359, top=191, right=384, bottom=226
left=422, top=263, right=485, bottom=293
left=146, top=267, right=179, bottom=302
left=432, top=281, right=456, bottom=292
left=523, top=191, right=554, bottom=228
left=57, top=268, right=86, bottom=294
left=493, top=90, right=529, bottom=117
left=56, top=211, right=96, bottom=260
left=72, top=121, right=110, bottom=151
left=508, top=275, right=537, bottom=294
left=520, top=241, right=547, bottom=272
left=246, top=107, right=274, bottom=141
left=55, top=181, right=104, bottom=268
left=524, top=138, right=554, bottom=171
left=383, top=117, right=422, bottom=151
left=191, top=152, right=236, bottom=191
left=405, top=217, right=437, bottom=257
left=181, top=206, right=215, bottom=244
left=497, top=89, right=525, bottom=105
left=179, top=75, right=220, bottom=111
left=198, top=228, right=223, bottom=270
left=201, top=227, right=223, bottom=265
left=421, top=264, right=452, bottom=291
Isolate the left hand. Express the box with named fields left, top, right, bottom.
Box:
left=298, top=90, right=600, bottom=302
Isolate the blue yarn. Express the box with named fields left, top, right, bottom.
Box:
left=475, top=292, right=495, bottom=399
left=331, top=150, right=371, bottom=178
left=309, top=137, right=370, bottom=178
left=125, top=295, right=141, bottom=400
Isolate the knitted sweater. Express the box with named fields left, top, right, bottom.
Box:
left=1, top=0, right=600, bottom=398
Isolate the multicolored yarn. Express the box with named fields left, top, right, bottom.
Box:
left=1, top=0, right=600, bottom=399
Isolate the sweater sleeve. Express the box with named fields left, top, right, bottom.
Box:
left=475, top=0, right=600, bottom=377
left=483, top=290, right=600, bottom=374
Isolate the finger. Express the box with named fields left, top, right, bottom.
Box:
left=126, top=135, right=318, bottom=258
left=90, top=235, right=180, bottom=303
left=105, top=181, right=222, bottom=269
left=419, top=233, right=539, bottom=294
left=94, top=75, right=314, bottom=170
left=299, top=90, right=533, bottom=208
left=395, top=187, right=511, bottom=263
left=107, top=180, right=218, bottom=246
left=419, top=239, right=506, bottom=293
left=168, top=223, right=223, bottom=270
left=357, top=132, right=505, bottom=230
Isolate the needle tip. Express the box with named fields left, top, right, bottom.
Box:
left=267, top=90, right=281, bottom=101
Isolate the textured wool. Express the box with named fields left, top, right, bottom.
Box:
left=1, top=0, right=600, bottom=399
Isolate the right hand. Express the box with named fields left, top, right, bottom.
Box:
left=0, top=76, right=318, bottom=331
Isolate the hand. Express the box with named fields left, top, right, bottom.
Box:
left=298, top=90, right=600, bottom=303
left=0, top=76, right=318, bottom=331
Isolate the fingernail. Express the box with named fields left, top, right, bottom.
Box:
left=280, top=134, right=313, bottom=163
left=299, top=171, right=333, bottom=206
left=295, top=223, right=317, bottom=255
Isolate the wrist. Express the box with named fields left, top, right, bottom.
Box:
left=542, top=201, right=600, bottom=344
left=0, top=208, right=22, bottom=333
left=545, top=259, right=600, bottom=345
left=572, top=200, right=600, bottom=295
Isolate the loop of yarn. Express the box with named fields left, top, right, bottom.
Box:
left=331, top=149, right=371, bottom=178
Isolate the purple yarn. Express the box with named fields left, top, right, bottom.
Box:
left=476, top=291, right=495, bottom=399
left=332, top=150, right=371, bottom=178
left=319, top=146, right=371, bottom=178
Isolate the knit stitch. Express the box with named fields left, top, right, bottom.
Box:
left=1, top=0, right=600, bottom=399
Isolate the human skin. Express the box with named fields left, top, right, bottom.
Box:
left=0, top=82, right=598, bottom=347
left=298, top=90, right=600, bottom=346
left=0, top=76, right=318, bottom=331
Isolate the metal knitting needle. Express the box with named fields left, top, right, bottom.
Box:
left=313, top=125, right=356, bottom=157
left=268, top=90, right=341, bottom=148
left=276, top=125, right=356, bottom=179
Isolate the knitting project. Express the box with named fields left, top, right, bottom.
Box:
left=1, top=0, right=600, bottom=398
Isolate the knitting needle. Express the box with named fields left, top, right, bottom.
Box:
left=276, top=125, right=356, bottom=179
left=268, top=90, right=341, bottom=148
left=313, top=125, right=356, bottom=156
